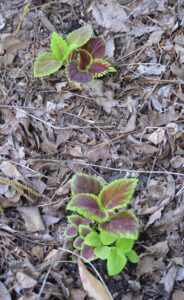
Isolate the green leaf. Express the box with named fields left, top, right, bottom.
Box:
left=33, top=52, right=63, bottom=77
left=84, top=232, right=101, bottom=247
left=126, top=250, right=140, bottom=263
left=94, top=246, right=111, bottom=260
left=67, top=25, right=93, bottom=49
left=50, top=32, right=69, bottom=60
left=107, top=248, right=127, bottom=276
left=99, top=230, right=117, bottom=245
left=116, top=238, right=134, bottom=253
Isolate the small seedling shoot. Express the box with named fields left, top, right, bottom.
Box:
left=65, top=173, right=139, bottom=276
left=33, top=25, right=116, bottom=84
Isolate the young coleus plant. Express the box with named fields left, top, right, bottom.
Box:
left=65, top=173, right=140, bottom=276
left=33, top=25, right=116, bottom=84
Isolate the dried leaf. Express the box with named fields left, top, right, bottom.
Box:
left=78, top=258, right=112, bottom=300
left=16, top=271, right=37, bottom=289
left=0, top=36, right=29, bottom=66
left=170, top=156, right=184, bottom=168
left=161, top=265, right=177, bottom=294
left=69, top=288, right=86, bottom=300
left=0, top=161, right=23, bottom=180
left=18, top=207, right=45, bottom=232
left=92, top=0, right=129, bottom=33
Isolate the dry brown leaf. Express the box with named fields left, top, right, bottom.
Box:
left=172, top=290, right=184, bottom=300
left=0, top=161, right=23, bottom=180
left=31, top=246, right=43, bottom=262
left=136, top=256, right=165, bottom=277
left=145, top=207, right=164, bottom=228
left=69, top=288, right=86, bottom=300
left=161, top=265, right=177, bottom=295
left=78, top=258, right=112, bottom=300
left=16, top=271, right=37, bottom=289
left=18, top=207, right=45, bottom=232
left=92, top=0, right=130, bottom=33
left=148, top=241, right=169, bottom=258
left=170, top=156, right=184, bottom=168
left=0, top=36, right=29, bottom=66
left=147, top=128, right=165, bottom=145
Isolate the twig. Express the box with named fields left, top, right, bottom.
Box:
left=26, top=159, right=184, bottom=177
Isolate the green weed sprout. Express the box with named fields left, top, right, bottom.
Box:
left=33, top=25, right=116, bottom=84
left=65, top=173, right=140, bottom=276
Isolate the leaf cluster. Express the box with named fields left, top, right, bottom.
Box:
left=65, top=173, right=140, bottom=276
left=33, top=25, right=116, bottom=84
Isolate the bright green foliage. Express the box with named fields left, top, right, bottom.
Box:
left=50, top=32, right=69, bottom=60
left=94, top=246, right=111, bottom=260
left=67, top=25, right=92, bottom=49
left=33, top=25, right=116, bottom=83
left=33, top=52, right=63, bottom=77
left=126, top=250, right=140, bottom=263
left=107, top=248, right=127, bottom=276
left=65, top=173, right=140, bottom=276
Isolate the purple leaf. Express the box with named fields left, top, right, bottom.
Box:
left=74, top=237, right=84, bottom=250
left=81, top=243, right=96, bottom=261
left=78, top=49, right=92, bottom=70
left=89, top=59, right=116, bottom=78
left=68, top=215, right=91, bottom=228
left=79, top=225, right=92, bottom=238
left=67, top=61, right=93, bottom=84
left=99, top=211, right=139, bottom=240
left=99, top=178, right=138, bottom=211
left=65, top=225, right=78, bottom=238
left=81, top=37, right=106, bottom=58
left=67, top=193, right=107, bottom=222
left=71, top=173, right=104, bottom=196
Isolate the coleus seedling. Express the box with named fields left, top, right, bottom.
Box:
left=65, top=173, right=140, bottom=276
left=33, top=25, right=116, bottom=84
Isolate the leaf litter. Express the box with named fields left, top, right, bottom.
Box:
left=0, top=0, right=184, bottom=299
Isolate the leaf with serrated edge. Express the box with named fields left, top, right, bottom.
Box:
left=116, top=238, right=134, bottom=253
left=81, top=243, right=96, bottom=261
left=84, top=232, right=101, bottom=247
left=99, top=230, right=117, bottom=245
left=67, top=25, right=93, bottom=48
left=71, top=173, right=104, bottom=196
left=50, top=32, right=69, bottom=60
left=94, top=246, right=111, bottom=260
left=78, top=49, right=92, bottom=70
left=68, top=215, right=91, bottom=228
left=67, top=61, right=93, bottom=84
left=67, top=193, right=107, bottom=222
left=78, top=224, right=92, bottom=239
left=78, top=258, right=112, bottom=300
left=33, top=52, right=63, bottom=77
left=107, top=248, right=127, bottom=276
left=81, top=37, right=106, bottom=59
left=65, top=225, right=78, bottom=238
left=89, top=59, right=116, bottom=78
left=126, top=250, right=140, bottom=263
left=73, top=237, right=83, bottom=250
left=99, top=211, right=139, bottom=240
left=99, top=178, right=138, bottom=211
